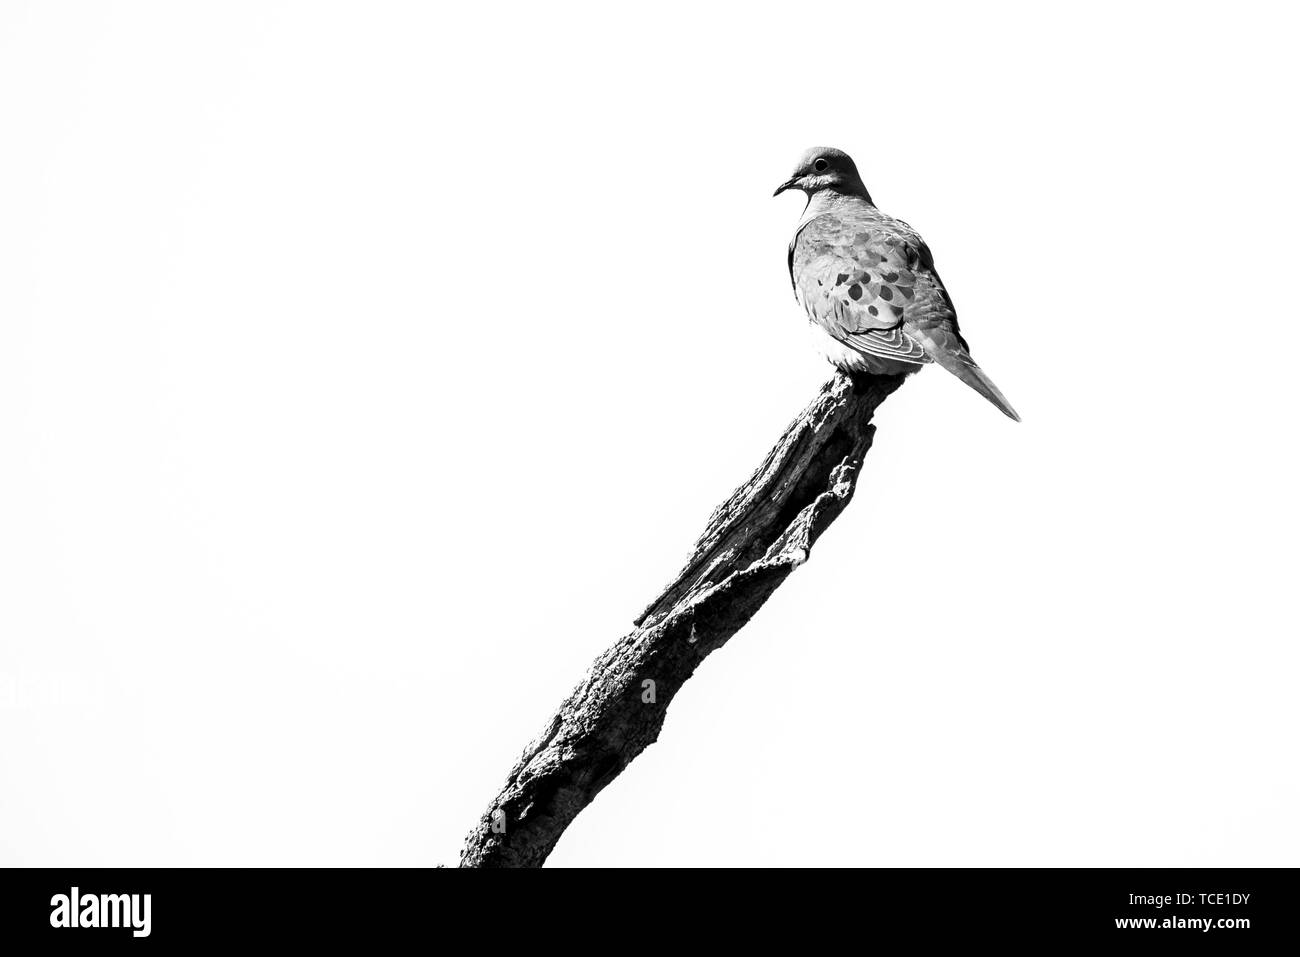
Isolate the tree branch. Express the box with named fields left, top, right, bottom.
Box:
left=458, top=371, right=905, bottom=867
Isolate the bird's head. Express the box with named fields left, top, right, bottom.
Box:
left=773, top=146, right=871, bottom=201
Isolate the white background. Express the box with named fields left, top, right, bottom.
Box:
left=2, top=1, right=1297, bottom=867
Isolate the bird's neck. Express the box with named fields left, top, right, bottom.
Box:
left=798, top=189, right=875, bottom=230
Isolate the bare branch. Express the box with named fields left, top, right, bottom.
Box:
left=458, top=371, right=905, bottom=867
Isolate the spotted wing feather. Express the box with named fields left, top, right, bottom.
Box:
left=790, top=204, right=1020, bottom=419
left=792, top=214, right=964, bottom=365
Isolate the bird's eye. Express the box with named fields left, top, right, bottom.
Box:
left=813, top=158, right=829, bottom=172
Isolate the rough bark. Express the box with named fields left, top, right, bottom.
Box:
left=458, top=371, right=905, bottom=868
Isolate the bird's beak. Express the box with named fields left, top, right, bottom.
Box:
left=773, top=177, right=799, bottom=197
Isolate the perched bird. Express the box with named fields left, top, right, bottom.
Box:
left=775, top=147, right=1019, bottom=421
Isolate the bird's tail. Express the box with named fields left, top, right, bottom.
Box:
left=931, top=350, right=1021, bottom=422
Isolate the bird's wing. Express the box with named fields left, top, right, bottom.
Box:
left=794, top=211, right=1021, bottom=419
left=792, top=217, right=939, bottom=364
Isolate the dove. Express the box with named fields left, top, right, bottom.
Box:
left=775, top=147, right=1020, bottom=421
